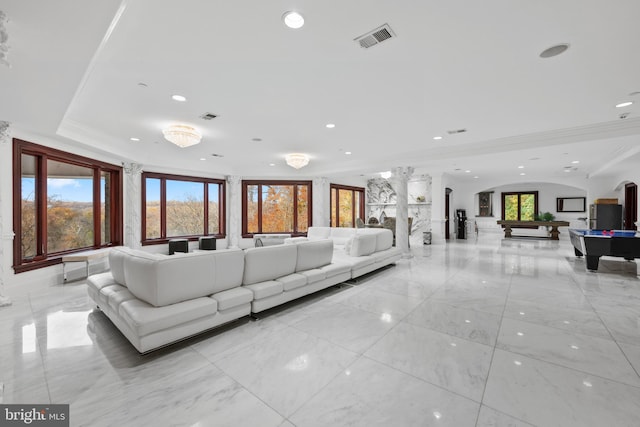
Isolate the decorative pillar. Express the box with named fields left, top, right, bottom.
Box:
left=430, top=173, right=446, bottom=244
left=391, top=166, right=414, bottom=258
left=0, top=121, right=12, bottom=306
left=226, top=175, right=241, bottom=248
left=312, top=177, right=328, bottom=227
left=123, top=162, right=143, bottom=248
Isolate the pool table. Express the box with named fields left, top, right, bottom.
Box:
left=569, top=229, right=640, bottom=271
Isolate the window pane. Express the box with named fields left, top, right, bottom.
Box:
left=262, top=185, right=293, bottom=233
left=520, top=194, right=535, bottom=221
left=21, top=154, right=37, bottom=259
left=504, top=195, right=519, bottom=221
left=46, top=159, right=94, bottom=253
left=330, top=188, right=337, bottom=227
left=246, top=185, right=259, bottom=234
left=338, top=189, right=354, bottom=227
left=166, top=180, right=204, bottom=237
left=145, top=178, right=161, bottom=239
left=208, top=183, right=220, bottom=235
left=297, top=185, right=309, bottom=232
left=101, top=171, right=111, bottom=245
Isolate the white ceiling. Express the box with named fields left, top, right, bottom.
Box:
left=2, top=0, right=639, bottom=181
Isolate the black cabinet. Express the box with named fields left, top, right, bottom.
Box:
left=589, top=204, right=622, bottom=229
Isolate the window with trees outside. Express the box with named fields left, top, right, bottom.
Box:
left=330, top=184, right=365, bottom=227
left=242, top=180, right=311, bottom=237
left=141, top=172, right=225, bottom=244
left=502, top=191, right=538, bottom=221
left=13, top=139, right=123, bottom=273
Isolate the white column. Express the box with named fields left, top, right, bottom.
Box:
left=312, top=177, right=328, bottom=227
left=391, top=166, right=414, bottom=258
left=0, top=121, right=13, bottom=306
left=123, top=162, right=143, bottom=248
left=226, top=175, right=241, bottom=248
left=430, top=173, right=446, bottom=244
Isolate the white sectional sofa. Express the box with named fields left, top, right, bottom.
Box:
left=87, top=227, right=401, bottom=353
left=304, top=226, right=402, bottom=278
left=87, top=247, right=252, bottom=353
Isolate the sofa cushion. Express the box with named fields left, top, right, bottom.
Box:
left=108, top=246, right=134, bottom=286
left=319, top=262, right=351, bottom=278
left=284, top=237, right=308, bottom=244
left=212, top=287, right=253, bottom=311
left=277, top=273, right=307, bottom=291
left=212, top=249, right=245, bottom=293
left=307, top=227, right=330, bottom=240
left=349, top=233, right=377, bottom=256
left=242, top=244, right=297, bottom=285
left=124, top=250, right=217, bottom=307
left=107, top=288, right=137, bottom=313
left=299, top=269, right=326, bottom=284
left=329, top=227, right=357, bottom=245
left=99, top=284, right=132, bottom=311
left=244, top=281, right=283, bottom=299
left=87, top=272, right=118, bottom=294
left=295, top=239, right=333, bottom=272
left=119, top=297, right=218, bottom=337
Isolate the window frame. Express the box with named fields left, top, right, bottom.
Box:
left=12, top=139, right=123, bottom=273
left=241, top=180, right=312, bottom=237
left=330, top=183, right=365, bottom=227
left=140, top=171, right=226, bottom=245
left=501, top=191, right=539, bottom=221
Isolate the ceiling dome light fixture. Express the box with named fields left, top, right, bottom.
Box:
left=162, top=124, right=202, bottom=148
left=283, top=11, right=304, bottom=29
left=616, top=101, right=633, bottom=108
left=171, top=95, right=187, bottom=102
left=285, top=153, right=310, bottom=169
left=539, top=43, right=570, bottom=58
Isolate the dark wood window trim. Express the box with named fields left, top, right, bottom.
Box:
left=241, top=180, right=312, bottom=237
left=12, top=138, right=123, bottom=274
left=141, top=172, right=226, bottom=245
left=501, top=191, right=539, bottom=226
left=330, top=183, right=365, bottom=227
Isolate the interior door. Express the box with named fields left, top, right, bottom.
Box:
left=624, top=183, right=638, bottom=230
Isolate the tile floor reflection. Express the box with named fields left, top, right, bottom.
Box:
left=1, top=234, right=639, bottom=426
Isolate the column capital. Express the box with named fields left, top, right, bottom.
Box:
left=0, top=121, right=11, bottom=144
left=226, top=175, right=242, bottom=186
left=391, top=166, right=414, bottom=181
left=123, top=162, right=143, bottom=175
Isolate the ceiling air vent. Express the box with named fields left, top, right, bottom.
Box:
left=447, top=128, right=467, bottom=135
left=354, top=24, right=395, bottom=49
left=200, top=112, right=217, bottom=120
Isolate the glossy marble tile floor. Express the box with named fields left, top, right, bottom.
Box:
left=2, top=234, right=640, bottom=426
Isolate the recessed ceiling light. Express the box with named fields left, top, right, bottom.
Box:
left=564, top=169, right=571, bottom=173
left=465, top=170, right=471, bottom=173
left=199, top=158, right=206, bottom=161
left=518, top=165, right=524, bottom=169
left=211, top=153, right=224, bottom=158
left=520, top=173, right=526, bottom=176
left=252, top=138, right=262, bottom=142
left=172, top=95, right=187, bottom=102
left=433, top=136, right=443, bottom=140
left=539, top=43, right=570, bottom=58
left=345, top=151, right=352, bottom=155
left=474, top=176, right=479, bottom=179
left=137, top=82, right=148, bottom=88
left=326, top=123, right=335, bottom=129
left=571, top=160, right=580, bottom=164
left=130, top=137, right=140, bottom=141
left=269, top=163, right=275, bottom=166
left=283, top=11, right=304, bottom=29
left=616, top=101, right=633, bottom=108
